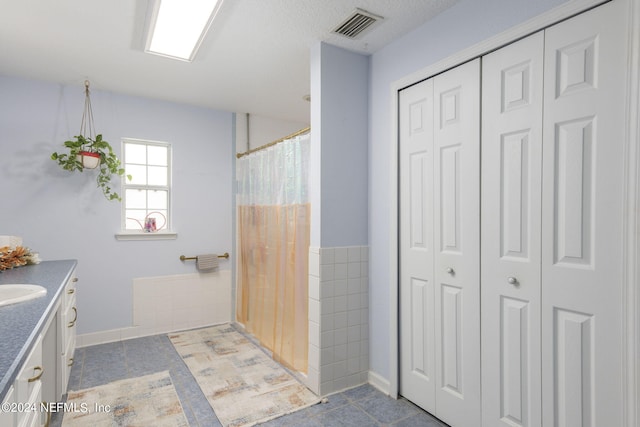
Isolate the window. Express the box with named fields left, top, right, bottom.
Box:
left=117, top=139, right=174, bottom=239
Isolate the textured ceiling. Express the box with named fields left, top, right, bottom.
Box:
left=0, top=0, right=457, bottom=123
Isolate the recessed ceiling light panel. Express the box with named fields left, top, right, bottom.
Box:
left=145, top=0, right=224, bottom=62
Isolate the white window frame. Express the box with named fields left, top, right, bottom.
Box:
left=115, top=138, right=177, bottom=240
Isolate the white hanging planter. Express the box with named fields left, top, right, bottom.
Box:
left=76, top=151, right=100, bottom=169
left=51, top=80, right=131, bottom=201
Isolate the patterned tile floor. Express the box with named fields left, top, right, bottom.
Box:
left=51, top=332, right=448, bottom=427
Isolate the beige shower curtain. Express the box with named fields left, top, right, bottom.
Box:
left=236, top=133, right=310, bottom=372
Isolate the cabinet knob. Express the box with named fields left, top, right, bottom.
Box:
left=72, top=277, right=78, bottom=282
left=446, top=267, right=455, bottom=275
left=507, top=276, right=519, bottom=285
left=67, top=288, right=75, bottom=295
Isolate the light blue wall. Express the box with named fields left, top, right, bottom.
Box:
left=0, top=75, right=233, bottom=335
left=367, top=0, right=570, bottom=380
left=310, top=42, right=369, bottom=248
left=0, top=0, right=573, bottom=375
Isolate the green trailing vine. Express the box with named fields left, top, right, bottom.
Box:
left=51, top=134, right=131, bottom=201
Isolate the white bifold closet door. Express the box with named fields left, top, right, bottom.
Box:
left=399, top=76, right=435, bottom=412
left=481, top=30, right=544, bottom=427
left=399, top=58, right=481, bottom=427
left=541, top=1, right=627, bottom=425
left=481, top=1, right=627, bottom=426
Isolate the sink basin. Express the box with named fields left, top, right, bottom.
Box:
left=0, top=284, right=47, bottom=307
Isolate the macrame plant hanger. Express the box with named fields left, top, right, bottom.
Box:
left=51, top=79, right=128, bottom=200
left=77, top=80, right=100, bottom=169
left=81, top=80, right=96, bottom=142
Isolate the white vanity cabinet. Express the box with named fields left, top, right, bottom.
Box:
left=1, top=264, right=78, bottom=427
left=0, top=261, right=78, bottom=427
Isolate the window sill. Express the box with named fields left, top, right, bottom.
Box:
left=115, top=231, right=178, bottom=241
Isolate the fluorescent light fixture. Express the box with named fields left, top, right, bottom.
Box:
left=145, top=0, right=223, bottom=62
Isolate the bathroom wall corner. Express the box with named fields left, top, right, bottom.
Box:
left=309, top=245, right=369, bottom=396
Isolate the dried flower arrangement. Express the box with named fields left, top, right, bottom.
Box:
left=0, top=246, right=41, bottom=271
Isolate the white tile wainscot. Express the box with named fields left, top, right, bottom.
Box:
left=77, top=270, right=231, bottom=347
left=133, top=271, right=231, bottom=335
left=307, top=246, right=369, bottom=396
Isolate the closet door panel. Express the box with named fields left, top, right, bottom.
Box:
left=399, top=79, right=436, bottom=412
left=542, top=1, right=627, bottom=426
left=481, top=31, right=544, bottom=427
left=433, top=58, right=481, bottom=427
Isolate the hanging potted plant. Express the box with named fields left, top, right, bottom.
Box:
left=51, top=81, right=131, bottom=201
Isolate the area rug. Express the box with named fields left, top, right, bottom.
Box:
left=169, top=324, right=320, bottom=427
left=62, top=371, right=188, bottom=427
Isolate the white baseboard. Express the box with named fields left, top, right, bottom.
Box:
left=76, top=321, right=229, bottom=348
left=368, top=370, right=391, bottom=396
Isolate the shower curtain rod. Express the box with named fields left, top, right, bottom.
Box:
left=236, top=126, right=310, bottom=159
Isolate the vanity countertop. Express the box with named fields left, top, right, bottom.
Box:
left=0, top=260, right=77, bottom=401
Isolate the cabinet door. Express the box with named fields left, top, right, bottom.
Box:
left=433, top=58, right=481, bottom=427
left=59, top=275, right=77, bottom=397
left=42, top=305, right=59, bottom=409
left=0, top=386, right=15, bottom=427
left=14, top=335, right=43, bottom=427
left=541, top=1, right=627, bottom=425
left=399, top=77, right=436, bottom=413
left=481, top=31, right=544, bottom=427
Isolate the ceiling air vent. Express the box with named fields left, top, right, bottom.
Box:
left=333, top=8, right=383, bottom=39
